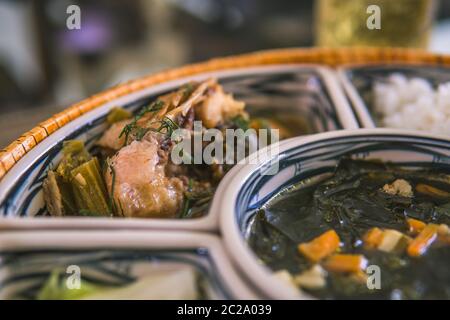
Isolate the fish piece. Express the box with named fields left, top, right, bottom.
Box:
left=195, top=82, right=245, bottom=128
left=97, top=119, right=130, bottom=150
left=382, top=179, right=413, bottom=197
left=105, top=138, right=184, bottom=218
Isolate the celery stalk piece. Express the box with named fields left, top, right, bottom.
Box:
left=107, top=107, right=132, bottom=125
left=71, top=157, right=111, bottom=216
left=56, top=140, right=91, bottom=182
left=42, top=171, right=77, bottom=216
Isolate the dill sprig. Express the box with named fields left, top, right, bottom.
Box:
left=119, top=100, right=164, bottom=145
left=154, top=116, right=179, bottom=137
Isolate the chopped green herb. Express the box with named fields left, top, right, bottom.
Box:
left=154, top=116, right=179, bottom=137
left=230, top=115, right=250, bottom=131
left=119, top=100, right=164, bottom=145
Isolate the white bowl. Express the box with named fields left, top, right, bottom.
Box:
left=214, top=128, right=450, bottom=299
left=0, top=64, right=357, bottom=232
left=0, top=230, right=260, bottom=299
left=337, top=63, right=450, bottom=128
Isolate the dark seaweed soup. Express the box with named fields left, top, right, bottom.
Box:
left=247, top=159, right=450, bottom=299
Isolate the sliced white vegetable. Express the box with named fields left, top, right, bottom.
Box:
left=378, top=229, right=409, bottom=253
left=81, top=266, right=199, bottom=300
left=273, top=269, right=297, bottom=289
left=294, top=265, right=327, bottom=289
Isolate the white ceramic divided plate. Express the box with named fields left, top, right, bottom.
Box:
left=214, top=128, right=450, bottom=299
left=0, top=64, right=357, bottom=232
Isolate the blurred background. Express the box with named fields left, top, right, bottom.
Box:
left=0, top=0, right=449, bottom=147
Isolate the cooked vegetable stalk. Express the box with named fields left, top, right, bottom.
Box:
left=407, top=224, right=439, bottom=257
left=323, top=254, right=368, bottom=273
left=106, top=107, right=132, bottom=124
left=62, top=139, right=87, bottom=155
left=71, top=157, right=110, bottom=216
left=56, top=140, right=91, bottom=181
left=298, top=230, right=340, bottom=262
left=44, top=140, right=92, bottom=216
left=43, top=171, right=63, bottom=216
left=407, top=218, right=426, bottom=235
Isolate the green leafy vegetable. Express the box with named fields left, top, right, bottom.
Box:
left=37, top=270, right=100, bottom=300
left=106, top=107, right=132, bottom=125
left=230, top=115, right=250, bottom=131
left=56, top=140, right=91, bottom=181
left=180, top=179, right=213, bottom=219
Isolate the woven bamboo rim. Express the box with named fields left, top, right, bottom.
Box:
left=1, top=47, right=450, bottom=181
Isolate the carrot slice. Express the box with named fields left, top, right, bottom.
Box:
left=415, top=184, right=450, bottom=198
left=407, top=218, right=426, bottom=235
left=298, top=230, right=340, bottom=262
left=363, top=227, right=384, bottom=249
left=323, top=254, right=368, bottom=273
left=407, top=224, right=439, bottom=257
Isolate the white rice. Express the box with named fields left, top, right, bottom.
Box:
left=373, top=73, right=450, bottom=135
